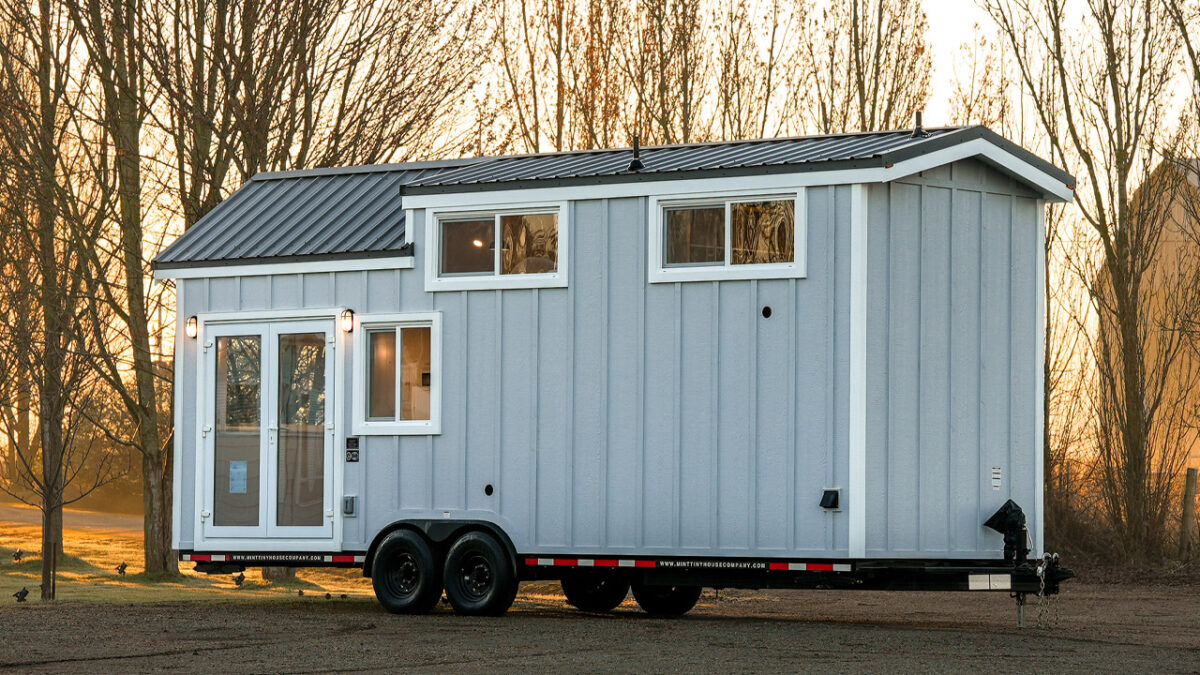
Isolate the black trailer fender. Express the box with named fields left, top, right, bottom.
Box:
left=363, top=519, right=518, bottom=578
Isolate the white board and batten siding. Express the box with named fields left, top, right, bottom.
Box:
left=175, top=157, right=1044, bottom=561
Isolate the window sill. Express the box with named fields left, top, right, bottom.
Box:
left=425, top=272, right=566, bottom=292
left=351, top=420, right=441, bottom=436
left=648, top=263, right=806, bottom=284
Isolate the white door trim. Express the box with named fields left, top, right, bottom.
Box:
left=194, top=316, right=345, bottom=551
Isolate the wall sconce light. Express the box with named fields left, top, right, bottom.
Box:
left=185, top=316, right=198, bottom=339
left=340, top=308, right=355, bottom=333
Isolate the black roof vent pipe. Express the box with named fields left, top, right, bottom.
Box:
left=627, top=135, right=645, bottom=172
left=911, top=111, right=929, bottom=139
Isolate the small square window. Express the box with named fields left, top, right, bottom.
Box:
left=650, top=192, right=805, bottom=283
left=357, top=315, right=440, bottom=435
left=441, top=218, right=495, bottom=275
left=665, top=206, right=724, bottom=266
left=430, top=207, right=566, bottom=291
left=501, top=213, right=558, bottom=274
left=731, top=200, right=794, bottom=265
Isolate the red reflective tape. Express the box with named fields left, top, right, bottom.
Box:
left=330, top=556, right=355, bottom=563
left=553, top=559, right=578, bottom=566
left=189, top=554, right=212, bottom=562
left=525, top=558, right=540, bottom=566
left=634, top=560, right=656, bottom=568
left=806, top=563, right=834, bottom=571
left=768, top=562, right=789, bottom=571
left=594, top=559, right=619, bottom=567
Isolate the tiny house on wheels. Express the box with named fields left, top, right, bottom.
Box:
left=155, top=126, right=1075, bottom=617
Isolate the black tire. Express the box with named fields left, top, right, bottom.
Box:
left=442, top=531, right=518, bottom=616
left=631, top=583, right=702, bottom=616
left=561, top=570, right=631, bottom=612
left=371, top=529, right=443, bottom=614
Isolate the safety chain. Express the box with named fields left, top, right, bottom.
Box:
left=1034, top=553, right=1060, bottom=629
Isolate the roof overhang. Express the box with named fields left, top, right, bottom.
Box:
left=400, top=133, right=1074, bottom=211
left=398, top=124, right=1075, bottom=200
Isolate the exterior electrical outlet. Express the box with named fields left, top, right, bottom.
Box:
left=156, top=127, right=1076, bottom=617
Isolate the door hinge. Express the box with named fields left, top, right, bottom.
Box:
left=201, top=425, right=212, bottom=438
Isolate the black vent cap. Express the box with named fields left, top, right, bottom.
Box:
left=820, top=489, right=839, bottom=509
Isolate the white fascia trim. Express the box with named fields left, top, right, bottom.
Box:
left=647, top=189, right=807, bottom=284
left=154, top=255, right=415, bottom=280
left=400, top=139, right=1074, bottom=210
left=848, top=183, right=868, bottom=559
left=423, top=201, right=569, bottom=292
left=171, top=282, right=185, bottom=550
left=1034, top=201, right=1046, bottom=557
left=351, top=311, right=443, bottom=436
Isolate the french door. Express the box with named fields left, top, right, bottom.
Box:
left=201, top=320, right=335, bottom=541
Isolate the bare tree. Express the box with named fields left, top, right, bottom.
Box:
left=142, top=0, right=482, bottom=229
left=712, top=0, right=802, bottom=140
left=64, top=0, right=180, bottom=574
left=794, top=0, right=931, bottom=134
left=0, top=0, right=122, bottom=598
left=622, top=0, right=711, bottom=144
left=983, top=0, right=1192, bottom=559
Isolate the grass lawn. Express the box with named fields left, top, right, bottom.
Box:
left=0, top=517, right=374, bottom=604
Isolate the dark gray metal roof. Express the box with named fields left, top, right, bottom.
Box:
left=155, top=126, right=1074, bottom=269
left=399, top=125, right=1074, bottom=195
left=153, top=159, right=476, bottom=270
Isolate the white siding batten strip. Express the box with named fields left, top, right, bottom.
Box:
left=848, top=184, right=868, bottom=559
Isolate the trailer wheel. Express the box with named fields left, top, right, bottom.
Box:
left=631, top=583, right=702, bottom=617
left=442, top=531, right=517, bottom=616
left=371, top=530, right=443, bottom=614
left=561, top=570, right=631, bottom=612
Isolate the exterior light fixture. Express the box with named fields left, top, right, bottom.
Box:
left=185, top=316, right=198, bottom=339
left=472, top=239, right=485, bottom=248
left=340, top=308, right=355, bottom=333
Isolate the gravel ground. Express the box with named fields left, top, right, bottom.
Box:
left=1, top=581, right=1196, bottom=673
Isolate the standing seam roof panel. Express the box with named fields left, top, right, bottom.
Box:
left=269, top=173, right=391, bottom=257
left=155, top=127, right=1074, bottom=269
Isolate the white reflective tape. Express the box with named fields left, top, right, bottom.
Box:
left=577, top=559, right=594, bottom=567
left=213, top=555, right=227, bottom=562
left=832, top=564, right=853, bottom=572
left=968, top=574, right=990, bottom=590
left=353, top=555, right=366, bottom=563
left=323, top=556, right=333, bottom=562
left=618, top=559, right=635, bottom=567
left=789, top=563, right=806, bottom=571
left=536, top=558, right=555, bottom=566
left=989, top=574, right=1011, bottom=591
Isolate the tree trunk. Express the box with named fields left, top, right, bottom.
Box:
left=142, top=448, right=177, bottom=575
left=262, top=567, right=297, bottom=581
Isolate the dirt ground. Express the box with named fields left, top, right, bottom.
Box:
left=1, top=581, right=1197, bottom=673
left=1, top=503, right=1197, bottom=672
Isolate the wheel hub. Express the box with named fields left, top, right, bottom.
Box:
left=389, top=553, right=420, bottom=595
left=460, top=554, right=493, bottom=598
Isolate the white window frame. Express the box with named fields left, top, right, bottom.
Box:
left=648, top=190, right=807, bottom=283
left=424, top=202, right=569, bottom=292
left=351, top=311, right=442, bottom=436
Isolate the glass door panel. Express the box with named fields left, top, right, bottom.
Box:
left=213, top=335, right=263, bottom=527
left=276, top=332, right=327, bottom=528
left=201, top=319, right=335, bottom=543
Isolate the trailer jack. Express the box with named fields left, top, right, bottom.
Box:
left=984, top=500, right=1030, bottom=563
